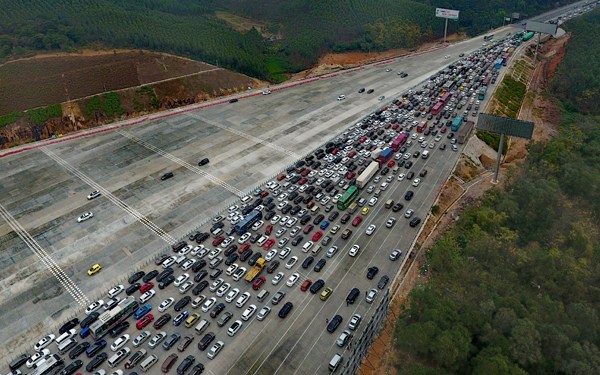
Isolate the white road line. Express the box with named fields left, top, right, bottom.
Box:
left=118, top=130, right=245, bottom=197
left=41, top=147, right=176, bottom=244
left=185, top=113, right=302, bottom=159
left=0, top=203, right=90, bottom=307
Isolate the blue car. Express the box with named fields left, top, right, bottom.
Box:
left=320, top=221, right=330, bottom=230
left=86, top=339, right=107, bottom=357
left=173, top=310, right=189, bottom=326
left=79, top=326, right=91, bottom=339
left=134, top=303, right=152, bottom=319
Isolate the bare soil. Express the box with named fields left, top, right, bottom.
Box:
left=358, top=34, right=569, bottom=374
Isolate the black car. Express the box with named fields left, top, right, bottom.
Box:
left=229, top=98, right=238, bottom=103
left=291, top=236, right=304, bottom=246
left=142, top=270, right=159, bottom=283
left=128, top=271, right=145, bottom=284
left=189, top=232, right=201, bottom=241
left=293, top=196, right=303, bottom=205
left=86, top=339, right=107, bottom=357
left=209, top=269, right=222, bottom=280
left=85, top=353, right=108, bottom=372
left=153, top=314, right=171, bottom=329
left=225, top=253, right=238, bottom=266
left=195, top=232, right=210, bottom=243
left=210, top=303, right=226, bottom=318
left=198, top=332, right=216, bottom=351
left=380, top=167, right=389, bottom=175
left=192, top=260, right=207, bottom=273
left=248, top=252, right=262, bottom=266
left=126, top=282, right=141, bottom=295
left=346, top=288, right=360, bottom=304
left=59, top=318, right=80, bottom=334
left=155, top=253, right=170, bottom=265
left=301, top=256, right=314, bottom=269
left=328, top=211, right=339, bottom=221
left=406, top=171, right=415, bottom=180
left=190, top=363, right=205, bottom=375
left=69, top=342, right=90, bottom=359
left=300, top=215, right=312, bottom=225
left=340, top=213, right=351, bottom=224
left=378, top=275, right=390, bottom=289
left=264, top=210, right=275, bottom=220
left=177, top=355, right=196, bottom=375
left=224, top=245, right=238, bottom=257
left=239, top=248, right=253, bottom=262
left=367, top=266, right=379, bottom=280
left=198, top=158, right=210, bottom=166
left=80, top=312, right=99, bottom=328
left=192, top=281, right=209, bottom=295
left=313, top=214, right=324, bottom=225
left=290, top=206, right=301, bottom=215
left=358, top=88, right=365, bottom=93
left=194, top=269, right=208, bottom=282
left=404, top=191, right=414, bottom=201
left=309, top=279, right=325, bottom=294
left=405, top=161, right=413, bottom=169
left=109, top=321, right=130, bottom=338
left=60, top=360, right=83, bottom=375
left=175, top=296, right=192, bottom=312
left=266, top=260, right=280, bottom=274
left=8, top=354, right=29, bottom=372
left=409, top=217, right=422, bottom=227
left=392, top=202, right=403, bottom=212
left=327, top=314, right=343, bottom=333
left=278, top=302, right=294, bottom=319
left=161, top=172, right=174, bottom=181
left=249, top=233, right=261, bottom=244
left=156, top=267, right=174, bottom=282
left=313, top=258, right=326, bottom=272
left=158, top=275, right=175, bottom=289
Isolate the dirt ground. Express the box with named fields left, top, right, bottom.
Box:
left=357, top=34, right=569, bottom=374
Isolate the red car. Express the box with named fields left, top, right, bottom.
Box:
left=263, top=239, right=276, bottom=249
left=301, top=169, right=311, bottom=177
left=359, top=136, right=367, bottom=143
left=346, top=172, right=356, bottom=180
left=277, top=174, right=286, bottom=181
left=259, top=191, right=269, bottom=198
left=265, top=225, right=273, bottom=235
left=387, top=160, right=395, bottom=168
left=332, top=148, right=339, bottom=155
left=392, top=124, right=399, bottom=130
left=140, top=282, right=154, bottom=294
left=384, top=123, right=391, bottom=129
left=303, top=225, right=314, bottom=234
left=300, top=279, right=312, bottom=292
left=298, top=178, right=308, bottom=185
left=352, top=216, right=363, bottom=227
left=440, top=127, right=447, bottom=133
left=212, top=236, right=225, bottom=246
left=238, top=243, right=251, bottom=254
left=252, top=276, right=266, bottom=291
left=136, top=314, right=154, bottom=329
left=312, top=231, right=323, bottom=242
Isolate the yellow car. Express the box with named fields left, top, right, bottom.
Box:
left=185, top=313, right=201, bottom=328
left=87, top=264, right=102, bottom=276
left=320, top=287, right=334, bottom=301
left=361, top=207, right=369, bottom=215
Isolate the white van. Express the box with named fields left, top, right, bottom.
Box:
left=310, top=205, right=320, bottom=214
left=108, top=347, right=131, bottom=368
left=256, top=235, right=268, bottom=247
left=311, top=246, right=322, bottom=256
left=55, top=329, right=76, bottom=346
left=57, top=338, right=77, bottom=355
left=421, top=150, right=430, bottom=159
left=140, top=355, right=159, bottom=372
left=194, top=319, right=210, bottom=335
left=329, top=353, right=343, bottom=372
left=211, top=227, right=223, bottom=238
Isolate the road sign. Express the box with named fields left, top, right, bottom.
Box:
left=526, top=21, right=558, bottom=35
left=512, top=12, right=521, bottom=19
left=435, top=8, right=460, bottom=20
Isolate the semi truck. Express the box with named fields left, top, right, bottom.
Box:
left=376, top=148, right=393, bottom=168
left=244, top=258, right=266, bottom=282
left=370, top=148, right=383, bottom=160
left=356, top=161, right=380, bottom=189
left=456, top=121, right=475, bottom=144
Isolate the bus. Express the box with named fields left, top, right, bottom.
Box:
left=440, top=92, right=451, bottom=104
left=451, top=116, right=464, bottom=132
left=431, top=101, right=444, bottom=115
left=390, top=132, right=408, bottom=151
left=337, top=186, right=359, bottom=210
left=89, top=296, right=138, bottom=339
left=522, top=31, right=535, bottom=41
left=235, top=210, right=263, bottom=235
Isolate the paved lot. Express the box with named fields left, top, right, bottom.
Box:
left=0, top=21, right=544, bottom=372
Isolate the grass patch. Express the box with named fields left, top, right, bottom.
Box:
left=0, top=112, right=22, bottom=128
left=0, top=104, right=62, bottom=128
left=265, top=57, right=288, bottom=83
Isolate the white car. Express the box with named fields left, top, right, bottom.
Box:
left=326, top=245, right=338, bottom=258
left=286, top=273, right=300, bottom=287
left=285, top=256, right=298, bottom=269
left=386, top=217, right=397, bottom=228
left=201, top=297, right=217, bottom=313
left=174, top=273, right=190, bottom=287
left=349, top=244, right=360, bottom=257
left=107, top=284, right=125, bottom=299
left=208, top=248, right=222, bottom=260
left=227, top=320, right=243, bottom=337
left=348, top=314, right=362, bottom=330
left=111, top=334, right=129, bottom=351
left=207, top=341, right=224, bottom=360
left=336, top=330, right=353, bottom=347
left=412, top=178, right=421, bottom=187
left=226, top=263, right=239, bottom=276
left=368, top=197, right=378, bottom=206
left=225, top=288, right=240, bottom=303
left=238, top=233, right=251, bottom=244
left=365, top=225, right=376, bottom=236
left=103, top=297, right=120, bottom=310
left=158, top=297, right=175, bottom=312
left=148, top=331, right=167, bottom=349
left=85, top=300, right=104, bottom=315
left=337, top=95, right=346, bottom=101
left=162, top=256, right=177, bottom=269
left=330, top=225, right=340, bottom=235
left=87, top=191, right=101, bottom=200
left=404, top=209, right=414, bottom=218
left=34, top=334, right=55, bottom=352
left=235, top=292, right=251, bottom=308
left=178, top=245, right=193, bottom=256
left=241, top=304, right=257, bottom=321
left=272, top=272, right=285, bottom=285
left=264, top=249, right=278, bottom=261
left=232, top=267, right=247, bottom=281
left=133, top=331, right=151, bottom=347
left=256, top=306, right=271, bottom=321
left=190, top=246, right=205, bottom=256
left=26, top=348, right=50, bottom=368
left=397, top=173, right=406, bottom=181
left=366, top=288, right=378, bottom=303
left=139, top=289, right=155, bottom=302
left=270, top=215, right=281, bottom=225
left=251, top=220, right=264, bottom=231
left=180, top=258, right=195, bottom=271
left=179, top=281, right=194, bottom=294
left=221, top=236, right=234, bottom=247
left=77, top=212, right=94, bottom=223
left=278, top=247, right=291, bottom=259
left=216, top=283, right=231, bottom=297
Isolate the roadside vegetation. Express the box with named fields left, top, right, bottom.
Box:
left=0, top=104, right=62, bottom=129
left=393, top=11, right=600, bottom=374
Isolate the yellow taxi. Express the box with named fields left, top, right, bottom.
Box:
left=361, top=207, right=369, bottom=215
left=87, top=264, right=102, bottom=276
left=320, top=287, right=334, bottom=301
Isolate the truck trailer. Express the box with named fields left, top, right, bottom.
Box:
left=356, top=161, right=380, bottom=189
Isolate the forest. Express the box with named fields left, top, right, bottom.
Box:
left=393, top=9, right=600, bottom=375
left=0, top=0, right=576, bottom=81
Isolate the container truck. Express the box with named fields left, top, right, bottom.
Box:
left=244, top=258, right=266, bottom=282
left=371, top=148, right=383, bottom=160
left=456, top=121, right=475, bottom=144
left=356, top=161, right=380, bottom=189
left=376, top=148, right=393, bottom=168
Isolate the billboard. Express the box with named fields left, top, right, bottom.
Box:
left=512, top=12, right=521, bottom=19
left=436, top=8, right=460, bottom=19
left=476, top=113, right=534, bottom=139
left=526, top=21, right=558, bottom=35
